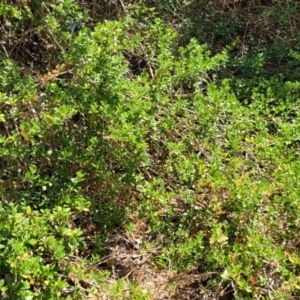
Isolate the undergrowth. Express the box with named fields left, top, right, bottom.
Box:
left=1, top=0, right=300, bottom=299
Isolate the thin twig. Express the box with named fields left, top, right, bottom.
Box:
left=1, top=42, right=9, bottom=58
left=119, top=0, right=126, bottom=12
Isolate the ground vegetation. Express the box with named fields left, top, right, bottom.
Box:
left=1, top=0, right=300, bottom=299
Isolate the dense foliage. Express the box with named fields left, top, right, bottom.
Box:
left=1, top=0, right=300, bottom=299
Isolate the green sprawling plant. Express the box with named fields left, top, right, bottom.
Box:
left=1, top=0, right=300, bottom=299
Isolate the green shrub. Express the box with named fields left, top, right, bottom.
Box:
left=1, top=1, right=300, bottom=299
